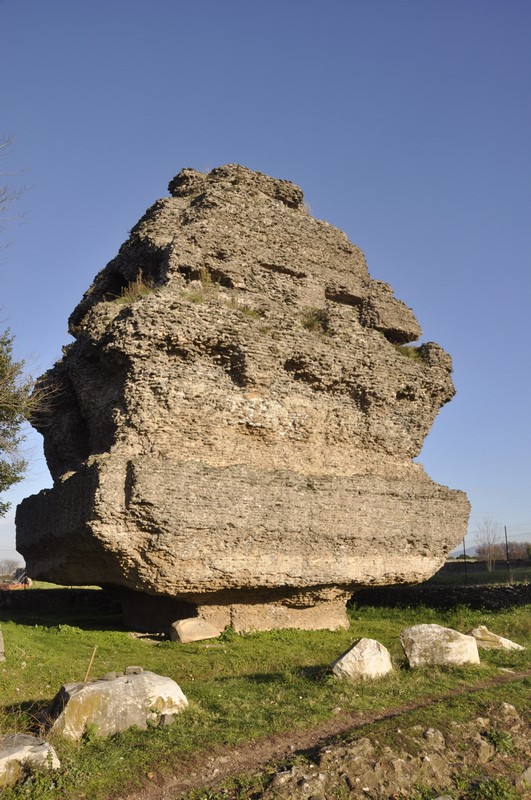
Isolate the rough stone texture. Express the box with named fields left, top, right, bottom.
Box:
left=332, top=637, right=393, bottom=680
left=47, top=670, right=188, bottom=740
left=355, top=581, right=531, bottom=611
left=258, top=703, right=531, bottom=799
left=170, top=617, right=222, bottom=643
left=400, top=624, right=480, bottom=667
left=467, top=624, right=525, bottom=650
left=518, top=765, right=531, bottom=787
left=0, top=734, right=60, bottom=788
left=125, top=665, right=144, bottom=674
left=16, top=164, right=469, bottom=632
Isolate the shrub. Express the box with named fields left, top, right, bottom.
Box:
left=392, top=343, right=423, bottom=362
left=113, top=270, right=155, bottom=305
left=300, top=307, right=330, bottom=334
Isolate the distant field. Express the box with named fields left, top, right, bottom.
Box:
left=428, top=559, right=531, bottom=586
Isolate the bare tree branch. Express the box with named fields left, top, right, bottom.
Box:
left=474, top=516, right=502, bottom=572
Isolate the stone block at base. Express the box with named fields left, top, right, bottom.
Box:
left=199, top=597, right=350, bottom=633
left=170, top=617, right=222, bottom=643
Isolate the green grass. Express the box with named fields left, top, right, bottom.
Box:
left=428, top=563, right=531, bottom=586
left=300, top=307, right=330, bottom=334
left=111, top=271, right=155, bottom=305
left=233, top=303, right=262, bottom=319
left=392, top=343, right=424, bottom=361
left=483, top=727, right=516, bottom=754
left=186, top=679, right=531, bottom=800
left=0, top=598, right=529, bottom=799
left=179, top=267, right=222, bottom=304
left=179, top=277, right=265, bottom=322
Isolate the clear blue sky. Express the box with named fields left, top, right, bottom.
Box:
left=1, top=0, right=530, bottom=561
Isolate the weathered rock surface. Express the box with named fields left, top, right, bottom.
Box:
left=0, top=734, right=60, bottom=788
left=16, top=164, right=469, bottom=631
left=257, top=703, right=531, bottom=799
left=170, top=617, right=222, bottom=643
left=518, top=765, right=531, bottom=787
left=468, top=624, right=525, bottom=650
left=400, top=624, right=480, bottom=667
left=332, top=637, right=393, bottom=680
left=47, top=670, right=188, bottom=740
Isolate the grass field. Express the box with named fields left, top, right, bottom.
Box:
left=0, top=591, right=529, bottom=799
left=428, top=561, right=531, bottom=586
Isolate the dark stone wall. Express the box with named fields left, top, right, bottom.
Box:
left=353, top=582, right=530, bottom=610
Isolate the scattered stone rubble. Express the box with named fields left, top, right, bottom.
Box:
left=332, top=637, right=393, bottom=680
left=259, top=703, right=531, bottom=800
left=46, top=668, right=188, bottom=740
left=400, top=624, right=480, bottom=667
left=333, top=624, right=525, bottom=678
left=0, top=666, right=189, bottom=785
left=0, top=734, right=60, bottom=788
left=0, top=621, right=527, bottom=789
left=16, top=164, right=469, bottom=633
left=468, top=624, right=526, bottom=651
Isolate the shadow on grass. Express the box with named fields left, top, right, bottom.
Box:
left=2, top=698, right=52, bottom=733
left=210, top=664, right=333, bottom=686
left=0, top=588, right=123, bottom=631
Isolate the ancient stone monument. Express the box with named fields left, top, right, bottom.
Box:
left=16, top=165, right=469, bottom=632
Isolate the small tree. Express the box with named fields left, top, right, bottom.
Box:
left=474, top=516, right=502, bottom=572
left=0, top=331, right=34, bottom=516
left=507, top=541, right=531, bottom=560
left=0, top=138, right=35, bottom=516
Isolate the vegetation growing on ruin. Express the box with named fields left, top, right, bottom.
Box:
left=180, top=273, right=265, bottom=322
left=180, top=268, right=220, bottom=304
left=393, top=342, right=424, bottom=361
left=300, top=307, right=330, bottom=334
left=112, top=270, right=156, bottom=305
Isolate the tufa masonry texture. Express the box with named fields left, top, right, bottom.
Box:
left=16, top=165, right=469, bottom=632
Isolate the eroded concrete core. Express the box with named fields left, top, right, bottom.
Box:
left=16, top=165, right=469, bottom=632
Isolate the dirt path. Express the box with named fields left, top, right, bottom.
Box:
left=115, top=668, right=531, bottom=800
